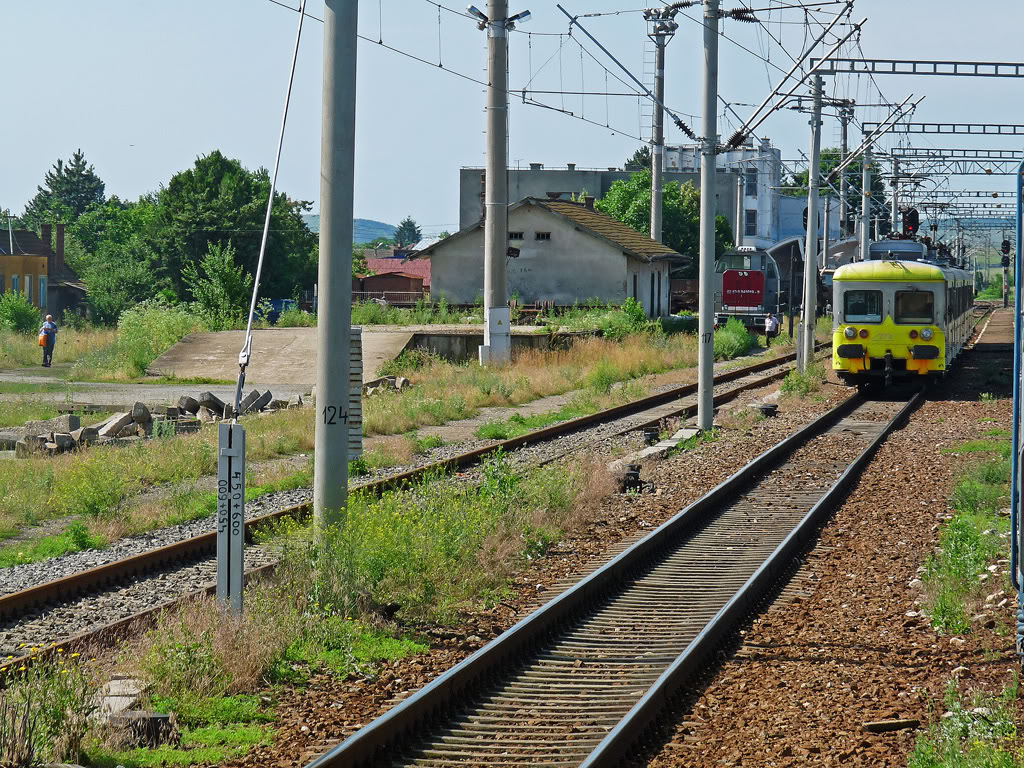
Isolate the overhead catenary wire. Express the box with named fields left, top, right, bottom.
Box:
left=235, top=0, right=307, bottom=416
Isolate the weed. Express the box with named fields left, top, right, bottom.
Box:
left=924, top=454, right=1009, bottom=634
left=908, top=680, right=1020, bottom=768
left=476, top=396, right=600, bottom=440
left=780, top=362, right=825, bottom=396
left=351, top=298, right=481, bottom=327
left=713, top=318, right=756, bottom=360
left=412, top=434, right=444, bottom=453
left=0, top=521, right=106, bottom=567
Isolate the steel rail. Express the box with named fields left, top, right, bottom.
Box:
left=0, top=346, right=825, bottom=623
left=305, top=390, right=922, bottom=767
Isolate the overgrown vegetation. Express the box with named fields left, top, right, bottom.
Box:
left=924, top=439, right=1010, bottom=634
left=780, top=361, right=826, bottom=396
left=0, top=653, right=101, bottom=766
left=908, top=680, right=1022, bottom=768
left=87, top=455, right=612, bottom=764
left=0, top=291, right=42, bottom=333
left=351, top=297, right=482, bottom=326
left=713, top=317, right=756, bottom=360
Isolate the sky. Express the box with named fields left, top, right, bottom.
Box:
left=3, top=1, right=1022, bottom=237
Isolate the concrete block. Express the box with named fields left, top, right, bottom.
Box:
left=23, top=435, right=48, bottom=454
left=164, top=406, right=180, bottom=420
left=239, top=390, right=261, bottom=414
left=250, top=390, right=273, bottom=413
left=197, top=392, right=226, bottom=417
left=198, top=407, right=220, bottom=424
left=132, top=401, right=152, bottom=424
left=14, top=440, right=29, bottom=459
left=268, top=398, right=289, bottom=410
left=71, top=426, right=99, bottom=445
left=53, top=433, right=75, bottom=451
left=98, top=412, right=133, bottom=438
left=288, top=393, right=304, bottom=409
left=137, top=422, right=154, bottom=438
left=177, top=395, right=200, bottom=414
left=118, top=424, right=138, bottom=438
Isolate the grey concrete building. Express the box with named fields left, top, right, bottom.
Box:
left=459, top=163, right=741, bottom=235
left=412, top=197, right=683, bottom=317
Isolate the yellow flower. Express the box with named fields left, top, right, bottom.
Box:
left=17, top=666, right=25, bottom=672
left=71, top=652, right=80, bottom=658
left=56, top=648, right=64, bottom=654
left=17, top=644, right=24, bottom=649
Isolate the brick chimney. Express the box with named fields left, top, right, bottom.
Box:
left=584, top=196, right=596, bottom=210
left=55, top=223, right=65, bottom=275
left=40, top=223, right=52, bottom=255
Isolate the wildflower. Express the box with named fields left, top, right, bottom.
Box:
left=56, top=648, right=64, bottom=654
left=17, top=666, right=25, bottom=672
left=71, top=652, right=80, bottom=658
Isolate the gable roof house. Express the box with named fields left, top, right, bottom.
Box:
left=410, top=197, right=684, bottom=317
left=0, top=223, right=86, bottom=319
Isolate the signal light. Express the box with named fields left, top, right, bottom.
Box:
left=909, top=330, right=918, bottom=339
left=1001, top=239, right=1011, bottom=255
left=1002, top=255, right=1011, bottom=268
left=859, top=329, right=869, bottom=339
left=903, top=207, right=920, bottom=236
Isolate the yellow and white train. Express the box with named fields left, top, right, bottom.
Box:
left=832, top=241, right=973, bottom=391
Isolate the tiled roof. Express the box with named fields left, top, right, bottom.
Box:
left=536, top=199, right=681, bottom=261
left=0, top=230, right=46, bottom=256
left=366, top=257, right=431, bottom=287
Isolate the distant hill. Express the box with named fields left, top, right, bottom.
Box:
left=302, top=215, right=397, bottom=244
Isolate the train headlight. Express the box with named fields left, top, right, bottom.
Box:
left=921, top=328, right=933, bottom=341
left=859, top=329, right=869, bottom=339
left=844, top=327, right=857, bottom=339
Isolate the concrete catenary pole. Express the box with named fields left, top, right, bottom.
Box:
left=891, top=158, right=899, bottom=233
left=650, top=35, right=667, bottom=243
left=481, top=0, right=511, bottom=365
left=861, top=144, right=872, bottom=261
left=735, top=172, right=744, bottom=248
left=799, top=74, right=822, bottom=372
left=696, top=0, right=720, bottom=431
left=313, top=0, right=357, bottom=530
left=839, top=107, right=850, bottom=237
left=822, top=197, right=830, bottom=270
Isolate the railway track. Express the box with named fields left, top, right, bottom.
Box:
left=0, top=345, right=825, bottom=677
left=305, top=390, right=921, bottom=768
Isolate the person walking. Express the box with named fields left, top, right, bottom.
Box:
left=764, top=312, right=780, bottom=344
left=39, top=315, right=57, bottom=367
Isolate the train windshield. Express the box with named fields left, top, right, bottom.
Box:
left=895, top=290, right=934, bottom=324
left=843, top=290, right=883, bottom=323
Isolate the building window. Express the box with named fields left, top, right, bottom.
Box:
left=745, top=168, right=758, bottom=198
left=0, top=274, right=5, bottom=294
left=535, top=232, right=551, bottom=241
left=650, top=273, right=655, bottom=317
left=38, top=276, right=47, bottom=309
left=657, top=271, right=662, bottom=316
left=633, top=274, right=638, bottom=300
left=508, top=231, right=524, bottom=241
left=744, top=209, right=758, bottom=237
left=24, top=275, right=31, bottom=304
left=11, top=275, right=18, bottom=295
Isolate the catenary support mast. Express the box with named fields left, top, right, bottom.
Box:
left=313, top=0, right=357, bottom=529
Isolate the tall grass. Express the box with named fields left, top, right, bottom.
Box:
left=0, top=326, right=117, bottom=369
left=70, top=300, right=207, bottom=380
left=924, top=440, right=1010, bottom=634
left=363, top=333, right=705, bottom=436
left=0, top=407, right=316, bottom=548
left=713, top=317, right=755, bottom=360
left=351, top=298, right=482, bottom=326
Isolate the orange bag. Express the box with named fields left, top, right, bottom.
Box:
left=38, top=334, right=46, bottom=347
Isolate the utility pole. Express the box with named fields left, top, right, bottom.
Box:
left=697, top=0, right=720, bottom=431
left=799, top=74, right=822, bottom=373
left=645, top=8, right=677, bottom=243
left=891, top=159, right=899, bottom=233
left=822, top=196, right=831, bottom=269
left=861, top=145, right=872, bottom=261
left=735, top=172, right=744, bottom=248
left=313, top=0, right=357, bottom=530
left=839, top=107, right=851, bottom=238
left=481, top=0, right=511, bottom=365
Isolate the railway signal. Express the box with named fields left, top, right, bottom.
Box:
left=903, top=207, right=920, bottom=235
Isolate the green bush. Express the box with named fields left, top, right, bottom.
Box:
left=276, top=307, right=316, bottom=327
left=780, top=362, right=825, bottom=396
left=0, top=291, right=41, bottom=333
left=114, top=299, right=207, bottom=377
left=713, top=317, right=755, bottom=360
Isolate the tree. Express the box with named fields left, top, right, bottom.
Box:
left=21, top=149, right=106, bottom=228
left=394, top=216, right=422, bottom=247
left=596, top=168, right=733, bottom=265
left=781, top=147, right=887, bottom=227
left=182, top=241, right=254, bottom=330
left=151, top=151, right=317, bottom=300
left=625, top=145, right=652, bottom=170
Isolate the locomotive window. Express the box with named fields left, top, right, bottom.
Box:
left=843, top=290, right=883, bottom=323
left=895, top=290, right=934, bottom=324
